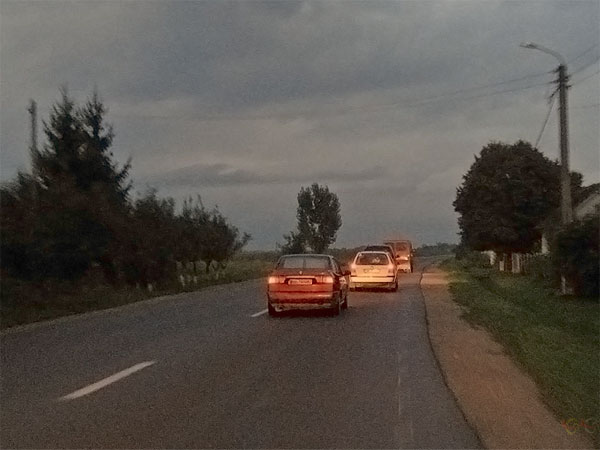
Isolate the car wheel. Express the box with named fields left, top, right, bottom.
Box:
left=330, top=298, right=341, bottom=316
left=268, top=302, right=278, bottom=316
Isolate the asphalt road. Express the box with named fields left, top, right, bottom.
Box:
left=1, top=259, right=480, bottom=449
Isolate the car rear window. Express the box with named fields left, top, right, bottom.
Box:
left=356, top=253, right=390, bottom=265
left=365, top=246, right=391, bottom=252
left=278, top=256, right=331, bottom=269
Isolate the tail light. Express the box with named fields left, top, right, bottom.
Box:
left=350, top=263, right=357, bottom=276
left=268, top=276, right=285, bottom=284
left=387, top=263, right=395, bottom=275
left=323, top=276, right=335, bottom=284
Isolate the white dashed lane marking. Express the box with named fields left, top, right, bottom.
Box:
left=251, top=309, right=268, bottom=317
left=59, top=361, right=156, bottom=401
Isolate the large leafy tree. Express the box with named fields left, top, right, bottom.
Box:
left=281, top=183, right=342, bottom=254
left=454, top=140, right=582, bottom=254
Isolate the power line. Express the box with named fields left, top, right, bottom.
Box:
left=568, top=43, right=599, bottom=64
left=287, top=78, right=553, bottom=117
left=571, top=103, right=600, bottom=109
left=571, top=55, right=600, bottom=76
left=113, top=77, right=553, bottom=122
left=571, top=69, right=600, bottom=86
left=535, top=92, right=557, bottom=148
left=428, top=80, right=551, bottom=104
left=388, top=70, right=552, bottom=105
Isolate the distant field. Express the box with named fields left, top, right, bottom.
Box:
left=442, top=259, right=599, bottom=443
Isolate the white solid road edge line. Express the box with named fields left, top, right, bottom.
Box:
left=59, top=361, right=156, bottom=401
left=251, top=309, right=268, bottom=317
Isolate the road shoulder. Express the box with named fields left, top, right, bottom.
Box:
left=420, top=265, right=593, bottom=449
left=1, top=278, right=264, bottom=336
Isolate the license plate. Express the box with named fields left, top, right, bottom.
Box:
left=289, top=279, right=312, bottom=285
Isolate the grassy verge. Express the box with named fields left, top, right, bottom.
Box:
left=1, top=258, right=275, bottom=330
left=441, top=259, right=599, bottom=442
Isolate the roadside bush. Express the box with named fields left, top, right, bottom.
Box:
left=552, top=215, right=599, bottom=298
left=455, top=248, right=491, bottom=268
left=453, top=249, right=492, bottom=280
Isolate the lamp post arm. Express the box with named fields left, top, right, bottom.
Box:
left=520, top=42, right=567, bottom=65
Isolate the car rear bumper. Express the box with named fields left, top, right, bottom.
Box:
left=270, top=302, right=337, bottom=311
left=268, top=292, right=338, bottom=311
left=397, top=261, right=411, bottom=272
left=350, top=276, right=395, bottom=288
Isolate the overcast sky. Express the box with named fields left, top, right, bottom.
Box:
left=1, top=0, right=599, bottom=250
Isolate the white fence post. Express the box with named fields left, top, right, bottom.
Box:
left=512, top=253, right=522, bottom=274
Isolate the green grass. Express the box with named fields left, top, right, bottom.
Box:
left=442, top=259, right=599, bottom=441
left=1, top=258, right=275, bottom=329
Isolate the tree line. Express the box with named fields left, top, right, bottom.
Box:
left=454, top=140, right=598, bottom=297
left=1, top=89, right=249, bottom=288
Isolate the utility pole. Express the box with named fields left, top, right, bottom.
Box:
left=557, top=65, right=572, bottom=225
left=27, top=99, right=38, bottom=161
left=520, top=42, right=573, bottom=294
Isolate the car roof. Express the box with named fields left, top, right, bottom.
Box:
left=356, top=251, right=392, bottom=255
left=280, top=254, right=332, bottom=258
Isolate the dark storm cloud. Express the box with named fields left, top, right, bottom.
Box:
left=98, top=1, right=596, bottom=112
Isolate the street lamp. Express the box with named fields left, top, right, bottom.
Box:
left=520, top=42, right=573, bottom=295
left=520, top=42, right=567, bottom=65
left=519, top=42, right=572, bottom=225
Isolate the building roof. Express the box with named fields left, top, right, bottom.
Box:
left=574, top=186, right=600, bottom=219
